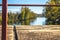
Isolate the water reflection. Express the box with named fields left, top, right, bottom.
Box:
left=18, top=17, right=36, bottom=25
left=30, top=17, right=46, bottom=25
left=8, top=15, right=46, bottom=25
left=13, top=17, right=46, bottom=25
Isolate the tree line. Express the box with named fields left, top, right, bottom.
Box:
left=0, top=6, right=37, bottom=25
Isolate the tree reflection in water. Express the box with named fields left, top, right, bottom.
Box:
left=19, top=18, right=36, bottom=25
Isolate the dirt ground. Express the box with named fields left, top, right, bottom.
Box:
left=0, top=25, right=60, bottom=40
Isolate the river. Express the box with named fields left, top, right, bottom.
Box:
left=16, top=17, right=46, bottom=25
left=30, top=17, right=46, bottom=25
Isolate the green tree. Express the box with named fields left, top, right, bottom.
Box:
left=18, top=6, right=37, bottom=25
left=8, top=12, right=19, bottom=25
left=0, top=12, right=2, bottom=25
left=44, top=0, right=60, bottom=25
left=0, top=16, right=2, bottom=25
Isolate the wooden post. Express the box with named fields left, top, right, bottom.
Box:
left=2, top=0, right=8, bottom=40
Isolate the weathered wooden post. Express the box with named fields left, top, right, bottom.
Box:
left=2, top=0, right=8, bottom=40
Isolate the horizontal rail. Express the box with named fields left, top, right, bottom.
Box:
left=0, top=4, right=60, bottom=6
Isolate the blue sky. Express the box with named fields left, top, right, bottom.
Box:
left=0, top=0, right=48, bottom=14
left=0, top=0, right=2, bottom=4
left=8, top=0, right=48, bottom=4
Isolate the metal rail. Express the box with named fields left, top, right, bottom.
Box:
left=2, top=0, right=8, bottom=40
left=0, top=4, right=60, bottom=6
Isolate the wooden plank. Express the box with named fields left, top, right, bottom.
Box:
left=2, top=0, right=8, bottom=40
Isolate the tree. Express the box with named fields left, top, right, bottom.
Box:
left=18, top=6, right=37, bottom=25
left=8, top=12, right=20, bottom=25
left=0, top=12, right=2, bottom=25
left=44, top=0, right=60, bottom=25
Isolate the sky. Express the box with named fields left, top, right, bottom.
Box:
left=8, top=0, right=48, bottom=4
left=0, top=0, right=48, bottom=14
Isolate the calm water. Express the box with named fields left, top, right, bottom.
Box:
left=12, top=17, right=46, bottom=25
left=30, top=17, right=46, bottom=25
